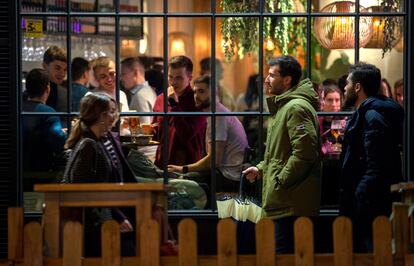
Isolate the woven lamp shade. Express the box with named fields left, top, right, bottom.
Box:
left=314, top=1, right=373, bottom=49
left=364, top=6, right=402, bottom=49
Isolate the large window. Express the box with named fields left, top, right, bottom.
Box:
left=18, top=0, right=410, bottom=213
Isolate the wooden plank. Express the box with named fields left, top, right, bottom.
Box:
left=390, top=182, right=414, bottom=193
left=8, top=207, right=23, bottom=260
left=62, top=221, right=83, bottom=266
left=136, top=192, right=153, bottom=256
left=101, top=220, right=121, bottom=266
left=43, top=193, right=60, bottom=258
left=333, top=216, right=353, bottom=266
left=38, top=253, right=382, bottom=266
left=256, top=218, right=275, bottom=266
left=178, top=219, right=198, bottom=266
left=140, top=219, right=160, bottom=266
left=373, top=216, right=392, bottom=266
left=34, top=183, right=166, bottom=192
left=217, top=219, right=237, bottom=266
left=294, top=217, right=314, bottom=266
left=24, top=222, right=43, bottom=266
left=393, top=203, right=409, bottom=262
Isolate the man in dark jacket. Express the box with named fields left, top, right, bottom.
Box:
left=339, top=62, right=404, bottom=252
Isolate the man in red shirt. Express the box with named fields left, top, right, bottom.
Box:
left=152, top=56, right=207, bottom=168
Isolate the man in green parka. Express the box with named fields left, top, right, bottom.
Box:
left=243, top=55, right=321, bottom=253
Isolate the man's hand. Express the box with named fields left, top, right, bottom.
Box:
left=167, top=86, right=179, bottom=103
left=120, top=219, right=133, bottom=233
left=168, top=164, right=183, bottom=173
left=242, top=166, right=260, bottom=183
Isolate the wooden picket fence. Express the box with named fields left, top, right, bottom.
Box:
left=4, top=203, right=414, bottom=266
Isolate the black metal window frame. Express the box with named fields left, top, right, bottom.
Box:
left=17, top=0, right=412, bottom=211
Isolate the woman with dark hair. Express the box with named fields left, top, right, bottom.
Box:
left=63, top=92, right=137, bottom=256
left=380, top=78, right=393, bottom=98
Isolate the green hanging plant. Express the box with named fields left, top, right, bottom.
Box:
left=381, top=0, right=401, bottom=58
left=220, top=0, right=307, bottom=62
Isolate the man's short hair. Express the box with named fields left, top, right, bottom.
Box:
left=26, top=69, right=50, bottom=98
left=349, top=62, right=381, bottom=97
left=43, top=45, right=67, bottom=64
left=93, top=56, right=113, bottom=72
left=193, top=75, right=211, bottom=87
left=268, top=55, right=302, bottom=88
left=121, top=57, right=145, bottom=74
left=168, top=55, right=193, bottom=73
left=199, top=57, right=223, bottom=75
left=71, top=57, right=90, bottom=81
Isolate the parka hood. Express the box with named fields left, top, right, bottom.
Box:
left=267, top=78, right=319, bottom=114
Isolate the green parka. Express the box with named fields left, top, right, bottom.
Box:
left=257, top=78, right=321, bottom=219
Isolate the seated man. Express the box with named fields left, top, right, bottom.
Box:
left=22, top=69, right=67, bottom=173
left=168, top=75, right=249, bottom=192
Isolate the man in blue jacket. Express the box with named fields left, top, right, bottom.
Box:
left=339, top=62, right=404, bottom=252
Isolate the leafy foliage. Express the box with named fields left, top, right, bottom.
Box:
left=220, top=0, right=306, bottom=62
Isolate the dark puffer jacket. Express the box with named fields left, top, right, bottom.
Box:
left=339, top=95, right=404, bottom=218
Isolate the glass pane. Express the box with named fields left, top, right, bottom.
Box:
left=97, top=0, right=114, bottom=12
left=265, top=0, right=307, bottom=13
left=314, top=0, right=355, bottom=13
left=360, top=16, right=404, bottom=106
left=119, top=0, right=143, bottom=12
left=169, top=0, right=211, bottom=12
left=70, top=0, right=96, bottom=12
left=22, top=112, right=67, bottom=193
left=217, top=16, right=259, bottom=112
left=311, top=17, right=355, bottom=86
left=219, top=0, right=258, bottom=13
left=263, top=16, right=308, bottom=75
left=142, top=0, right=163, bottom=13
left=361, top=0, right=404, bottom=12
left=318, top=114, right=349, bottom=208
left=21, top=0, right=46, bottom=12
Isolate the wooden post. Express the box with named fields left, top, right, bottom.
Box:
left=178, top=219, right=198, bottom=266
left=102, top=221, right=121, bottom=266
left=255, top=218, right=275, bottom=266
left=62, top=221, right=83, bottom=266
left=333, top=216, right=353, bottom=266
left=393, top=202, right=409, bottom=263
left=217, top=219, right=237, bottom=266
left=373, top=216, right=392, bottom=266
left=43, top=193, right=60, bottom=258
left=294, top=217, right=314, bottom=266
left=140, top=219, right=160, bottom=266
left=8, top=207, right=23, bottom=261
left=24, top=222, right=43, bottom=266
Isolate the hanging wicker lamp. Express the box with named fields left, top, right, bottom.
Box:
left=314, top=1, right=372, bottom=49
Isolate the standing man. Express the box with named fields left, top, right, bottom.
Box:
left=22, top=69, right=67, bottom=172
left=339, top=62, right=404, bottom=252
left=120, top=57, right=157, bottom=124
left=42, top=45, right=67, bottom=110
left=168, top=75, right=248, bottom=192
left=70, top=57, right=90, bottom=112
left=152, top=55, right=206, bottom=168
left=243, top=56, right=321, bottom=253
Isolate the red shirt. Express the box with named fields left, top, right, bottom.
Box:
left=152, top=85, right=207, bottom=167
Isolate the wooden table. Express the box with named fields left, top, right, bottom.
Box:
left=34, top=183, right=167, bottom=258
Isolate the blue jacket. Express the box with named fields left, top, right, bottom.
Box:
left=339, top=96, right=404, bottom=217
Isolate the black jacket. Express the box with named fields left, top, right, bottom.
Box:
left=339, top=96, right=404, bottom=218
left=63, top=130, right=137, bottom=223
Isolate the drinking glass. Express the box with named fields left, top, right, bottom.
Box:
left=330, top=119, right=343, bottom=152
left=128, top=116, right=140, bottom=143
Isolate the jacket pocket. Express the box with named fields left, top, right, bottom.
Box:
left=262, top=159, right=291, bottom=212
